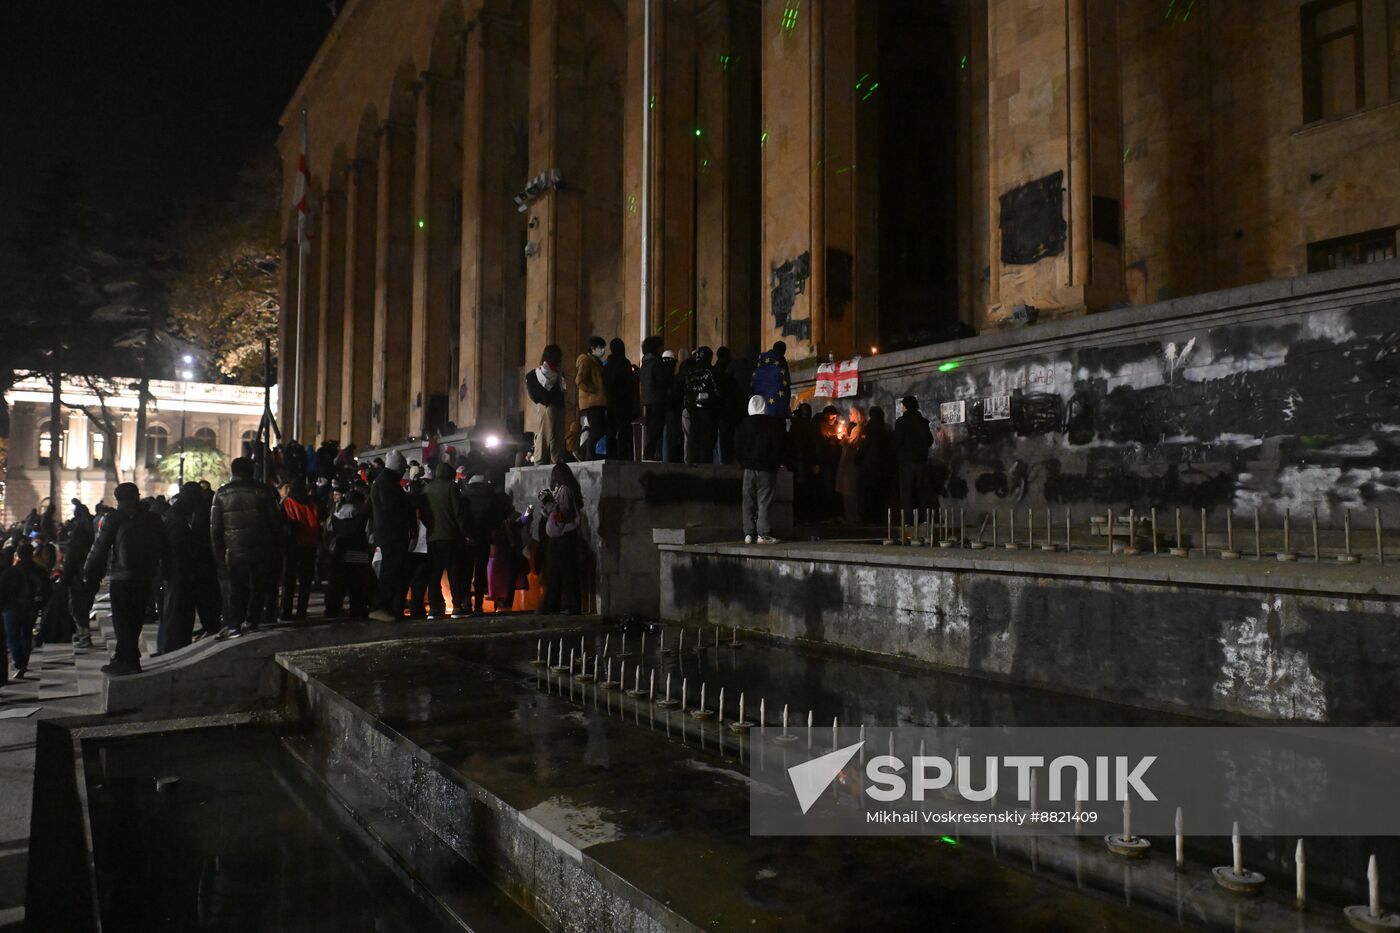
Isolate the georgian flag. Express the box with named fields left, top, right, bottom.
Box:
left=294, top=113, right=314, bottom=253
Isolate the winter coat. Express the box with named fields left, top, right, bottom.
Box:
left=684, top=349, right=721, bottom=413
left=893, top=411, right=934, bottom=463
left=210, top=478, right=285, bottom=565
left=0, top=560, right=49, bottom=617
left=282, top=496, right=321, bottom=549
left=639, top=353, right=675, bottom=409
left=545, top=486, right=581, bottom=538
left=576, top=352, right=607, bottom=410
left=604, top=354, right=639, bottom=420
left=63, top=513, right=94, bottom=583
left=424, top=468, right=471, bottom=543
left=750, top=350, right=791, bottom=416
left=462, top=481, right=509, bottom=543
left=525, top=367, right=566, bottom=408
left=85, top=503, right=168, bottom=583
left=162, top=510, right=193, bottom=579
left=327, top=501, right=371, bottom=562
left=371, top=469, right=416, bottom=552
left=735, top=414, right=787, bottom=473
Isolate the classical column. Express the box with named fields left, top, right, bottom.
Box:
left=64, top=408, right=88, bottom=470
left=409, top=71, right=464, bottom=436
left=458, top=2, right=527, bottom=430
left=295, top=231, right=320, bottom=443
left=341, top=159, right=377, bottom=447
left=370, top=120, right=415, bottom=446
left=985, top=0, right=1124, bottom=319
left=316, top=190, right=346, bottom=443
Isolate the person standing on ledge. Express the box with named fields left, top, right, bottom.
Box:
left=526, top=344, right=567, bottom=465
left=736, top=394, right=785, bottom=544
left=750, top=340, right=791, bottom=417
left=892, top=396, right=933, bottom=521
left=575, top=335, right=608, bottom=461
left=603, top=337, right=638, bottom=461
left=84, top=482, right=167, bottom=675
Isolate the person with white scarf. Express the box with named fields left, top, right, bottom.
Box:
left=525, top=344, right=568, bottom=465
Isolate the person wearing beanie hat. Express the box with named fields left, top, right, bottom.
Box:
left=83, top=482, right=168, bottom=674
left=369, top=447, right=415, bottom=622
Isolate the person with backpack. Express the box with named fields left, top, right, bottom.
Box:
left=279, top=478, right=321, bottom=620
left=682, top=346, right=721, bottom=464
left=84, top=483, right=168, bottom=675
left=0, top=542, right=50, bottom=679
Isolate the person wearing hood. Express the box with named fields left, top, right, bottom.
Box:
left=369, top=449, right=416, bottom=622
left=461, top=474, right=506, bottom=614
left=85, top=483, right=168, bottom=675
left=424, top=462, right=471, bottom=617
left=64, top=499, right=97, bottom=648
left=638, top=335, right=671, bottom=461
left=682, top=346, right=721, bottom=464
left=279, top=477, right=321, bottom=620
left=750, top=340, right=791, bottom=417
left=735, top=395, right=785, bottom=544
left=157, top=484, right=203, bottom=654
left=575, top=336, right=608, bottom=461
left=210, top=458, right=285, bottom=639
left=526, top=344, right=568, bottom=465
left=603, top=337, right=638, bottom=460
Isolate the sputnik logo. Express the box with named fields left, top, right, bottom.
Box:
left=788, top=742, right=864, bottom=814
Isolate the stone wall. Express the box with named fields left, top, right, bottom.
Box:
left=506, top=460, right=793, bottom=617
left=658, top=542, right=1400, bottom=725
left=795, top=261, right=1400, bottom=524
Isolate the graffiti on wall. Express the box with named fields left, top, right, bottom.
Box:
left=769, top=252, right=811, bottom=341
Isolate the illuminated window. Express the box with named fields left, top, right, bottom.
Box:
left=241, top=429, right=257, bottom=459
left=1307, top=226, right=1399, bottom=271
left=37, top=421, right=65, bottom=466
left=90, top=429, right=117, bottom=467
left=193, top=427, right=218, bottom=449
left=1301, top=0, right=1399, bottom=122
left=145, top=425, right=169, bottom=467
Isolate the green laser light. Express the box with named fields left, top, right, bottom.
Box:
left=938, top=360, right=960, bottom=373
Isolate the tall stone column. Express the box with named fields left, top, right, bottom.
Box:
left=985, top=0, right=1124, bottom=319
left=409, top=71, right=464, bottom=437
left=294, top=235, right=320, bottom=443
left=341, top=159, right=377, bottom=447
left=316, top=190, right=346, bottom=443
left=458, top=2, right=527, bottom=430
left=370, top=121, right=415, bottom=446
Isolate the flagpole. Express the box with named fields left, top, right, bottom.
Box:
left=292, top=108, right=309, bottom=441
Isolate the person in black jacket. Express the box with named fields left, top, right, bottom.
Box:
left=324, top=484, right=373, bottom=617
left=855, top=406, right=894, bottom=522
left=462, top=475, right=507, bottom=614
left=1, top=542, right=49, bottom=679
left=638, top=335, right=671, bottom=461
left=525, top=344, right=567, bottom=465
left=735, top=395, right=786, bottom=543
left=157, top=485, right=202, bottom=654
left=603, top=338, right=638, bottom=461
left=210, top=458, right=284, bottom=639
left=64, top=500, right=96, bottom=648
left=892, top=396, right=933, bottom=518
left=84, top=483, right=168, bottom=675
left=682, top=346, right=721, bottom=464
left=369, top=450, right=415, bottom=622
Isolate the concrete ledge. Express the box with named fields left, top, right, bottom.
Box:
left=103, top=614, right=605, bottom=719
left=659, top=539, right=1400, bottom=600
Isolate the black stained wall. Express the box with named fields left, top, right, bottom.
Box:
left=825, top=292, right=1400, bottom=522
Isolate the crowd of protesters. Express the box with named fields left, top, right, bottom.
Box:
left=0, top=335, right=939, bottom=684
left=527, top=335, right=938, bottom=542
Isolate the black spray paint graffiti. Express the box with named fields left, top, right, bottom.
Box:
left=1000, top=171, right=1066, bottom=265
left=770, top=252, right=812, bottom=342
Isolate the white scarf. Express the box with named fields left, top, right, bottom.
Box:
left=535, top=363, right=565, bottom=392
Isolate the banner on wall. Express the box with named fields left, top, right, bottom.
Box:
left=815, top=357, right=861, bottom=399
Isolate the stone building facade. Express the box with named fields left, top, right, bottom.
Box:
left=2, top=377, right=269, bottom=523
left=276, top=0, right=1400, bottom=451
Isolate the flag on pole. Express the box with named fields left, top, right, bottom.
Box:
left=294, top=111, right=314, bottom=253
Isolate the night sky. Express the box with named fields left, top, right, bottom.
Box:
left=0, top=1, right=333, bottom=239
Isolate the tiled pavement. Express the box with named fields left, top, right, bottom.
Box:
left=0, top=593, right=115, bottom=707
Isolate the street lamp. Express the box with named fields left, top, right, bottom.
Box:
left=178, top=367, right=194, bottom=485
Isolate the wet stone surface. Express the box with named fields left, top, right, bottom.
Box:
left=283, top=630, right=1205, bottom=931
